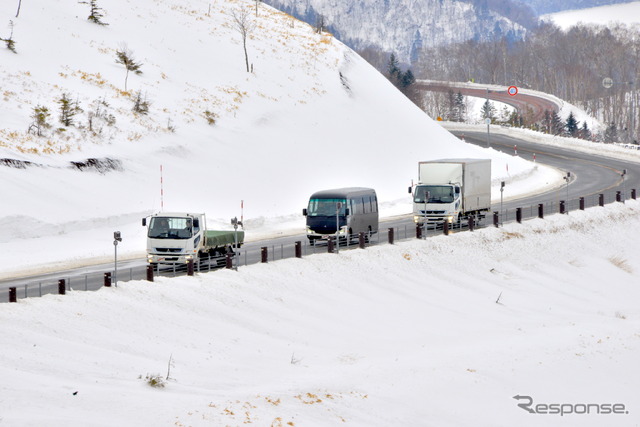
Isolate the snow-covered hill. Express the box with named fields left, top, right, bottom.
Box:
left=541, top=0, right=640, bottom=28
left=0, top=0, right=555, bottom=274
left=263, top=0, right=529, bottom=64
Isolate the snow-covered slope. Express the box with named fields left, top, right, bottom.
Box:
left=0, top=0, right=553, bottom=273
left=542, top=1, right=640, bottom=28
left=264, top=0, right=528, bottom=64
left=1, top=202, right=639, bottom=426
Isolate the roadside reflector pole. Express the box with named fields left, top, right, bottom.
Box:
left=493, top=212, right=499, bottom=227
left=599, top=194, right=605, bottom=207
left=388, top=228, right=394, bottom=244
left=58, top=279, right=66, bottom=295
left=538, top=203, right=544, bottom=219
left=516, top=208, right=522, bottom=223
left=104, top=272, right=111, bottom=287
left=358, top=232, right=366, bottom=248
left=443, top=220, right=450, bottom=235
left=560, top=200, right=565, bottom=214
left=580, top=197, right=585, bottom=210
left=468, top=216, right=475, bottom=231
left=9, top=287, right=17, bottom=303
left=261, top=247, right=268, bottom=263
left=146, top=265, right=154, bottom=282
left=295, top=241, right=302, bottom=258
left=416, top=225, right=422, bottom=239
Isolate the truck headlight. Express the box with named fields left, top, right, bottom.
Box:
left=413, top=215, right=421, bottom=223
left=147, top=255, right=153, bottom=263
left=447, top=216, right=454, bottom=223
left=339, top=226, right=348, bottom=234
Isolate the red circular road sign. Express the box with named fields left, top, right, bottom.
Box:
left=508, top=86, right=518, bottom=96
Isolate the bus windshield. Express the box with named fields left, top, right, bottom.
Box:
left=148, top=217, right=193, bottom=239
left=414, top=185, right=455, bottom=204
left=307, top=198, right=347, bottom=216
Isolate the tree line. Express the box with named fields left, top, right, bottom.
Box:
left=413, top=21, right=640, bottom=143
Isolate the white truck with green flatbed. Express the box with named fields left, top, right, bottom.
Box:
left=143, top=212, right=244, bottom=265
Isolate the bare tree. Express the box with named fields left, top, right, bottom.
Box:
left=15, top=0, right=22, bottom=18
left=230, top=8, right=255, bottom=73
left=115, top=45, right=143, bottom=91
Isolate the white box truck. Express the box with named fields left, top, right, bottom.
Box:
left=410, top=159, right=491, bottom=225
left=142, top=212, right=244, bottom=265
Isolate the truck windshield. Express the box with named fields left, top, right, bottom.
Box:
left=148, top=217, right=193, bottom=239
left=307, top=198, right=347, bottom=216
left=414, top=185, right=455, bottom=204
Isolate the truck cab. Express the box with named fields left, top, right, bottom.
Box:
left=412, top=183, right=461, bottom=225
left=144, top=212, right=205, bottom=264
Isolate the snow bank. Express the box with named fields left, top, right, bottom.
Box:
left=1, top=201, right=639, bottom=426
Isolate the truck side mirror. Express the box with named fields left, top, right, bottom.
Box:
left=193, top=219, right=199, bottom=228
left=408, top=186, right=412, bottom=194
left=142, top=218, right=146, bottom=227
left=302, top=208, right=308, bottom=216
left=345, top=208, right=350, bottom=216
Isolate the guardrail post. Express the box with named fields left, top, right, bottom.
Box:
left=468, top=216, right=475, bottom=231
left=327, top=238, right=334, bottom=253
left=538, top=203, right=544, bottom=219
left=225, top=253, right=233, bottom=269
left=358, top=232, right=366, bottom=248
left=58, top=279, right=66, bottom=295
left=616, top=191, right=622, bottom=202
left=295, top=241, right=302, bottom=258
left=560, top=200, right=565, bottom=214
left=579, top=197, right=585, bottom=210
left=493, top=211, right=499, bottom=227
left=516, top=208, right=522, bottom=223
left=146, top=265, right=154, bottom=282
left=443, top=220, right=450, bottom=235
left=632, top=189, right=637, bottom=200
left=599, top=194, right=605, bottom=207
left=104, top=272, right=111, bottom=287
left=388, top=228, right=394, bottom=244
left=9, top=287, right=17, bottom=303
left=261, top=247, right=268, bottom=263
left=416, top=225, right=422, bottom=239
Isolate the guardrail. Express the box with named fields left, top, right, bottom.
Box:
left=2, top=188, right=637, bottom=303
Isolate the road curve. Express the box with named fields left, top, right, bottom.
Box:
left=415, top=80, right=560, bottom=123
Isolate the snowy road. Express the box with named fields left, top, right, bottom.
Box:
left=2, top=131, right=639, bottom=301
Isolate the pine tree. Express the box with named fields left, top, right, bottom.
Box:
left=578, top=122, right=591, bottom=140
left=454, top=92, right=466, bottom=122
left=565, top=112, right=578, bottom=137
left=604, top=122, right=618, bottom=143
left=132, top=91, right=150, bottom=115
left=401, top=69, right=416, bottom=89
left=57, top=93, right=82, bottom=127
left=1, top=20, right=17, bottom=53
left=550, top=110, right=563, bottom=135
left=80, top=0, right=108, bottom=26
left=29, top=105, right=51, bottom=136
left=387, top=53, right=400, bottom=81
left=481, top=99, right=496, bottom=122
left=115, top=47, right=143, bottom=91
left=541, top=110, right=552, bottom=133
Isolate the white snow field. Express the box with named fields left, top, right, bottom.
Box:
left=0, top=201, right=639, bottom=426
left=543, top=1, right=640, bottom=29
